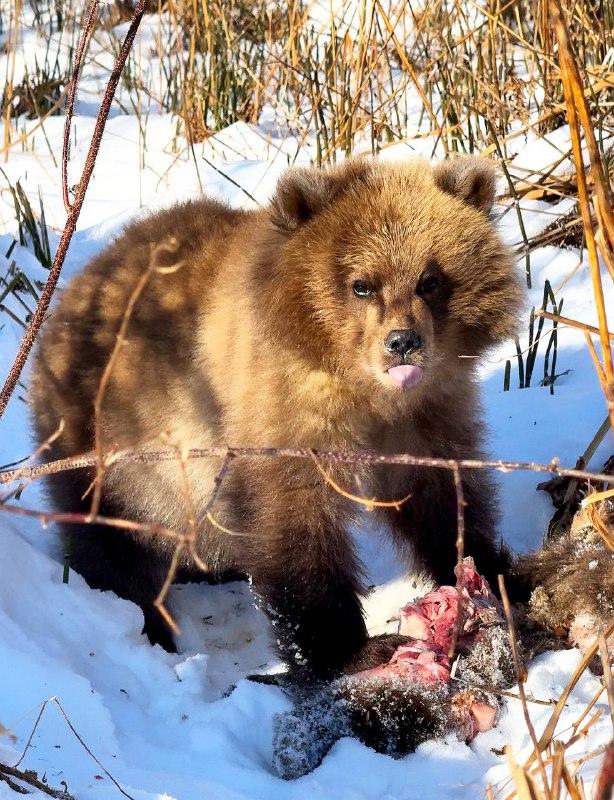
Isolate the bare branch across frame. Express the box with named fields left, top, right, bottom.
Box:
left=2, top=446, right=614, bottom=489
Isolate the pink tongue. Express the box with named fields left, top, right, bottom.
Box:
left=387, top=364, right=424, bottom=389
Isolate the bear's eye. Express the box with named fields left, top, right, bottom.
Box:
left=352, top=280, right=374, bottom=298
left=418, top=275, right=439, bottom=296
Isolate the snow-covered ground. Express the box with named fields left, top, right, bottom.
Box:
left=1, top=7, right=613, bottom=799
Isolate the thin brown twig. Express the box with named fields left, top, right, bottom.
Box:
left=175, top=446, right=209, bottom=572
left=450, top=676, right=556, bottom=706
left=204, top=511, right=248, bottom=537
left=196, top=452, right=235, bottom=525
left=148, top=442, right=207, bottom=635
left=12, top=701, right=47, bottom=769
left=153, top=539, right=184, bottom=636
left=0, top=421, right=64, bottom=504
left=52, top=697, right=135, bottom=799
left=0, top=0, right=150, bottom=423
left=308, top=449, right=412, bottom=511
left=448, top=466, right=466, bottom=660
left=498, top=575, right=551, bottom=794
left=154, top=450, right=236, bottom=631
left=4, top=695, right=133, bottom=799
left=3, top=447, right=614, bottom=488
left=0, top=501, right=183, bottom=542
left=90, top=240, right=184, bottom=518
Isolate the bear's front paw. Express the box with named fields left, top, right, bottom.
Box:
left=343, top=634, right=409, bottom=675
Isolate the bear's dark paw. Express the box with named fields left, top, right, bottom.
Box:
left=142, top=609, right=177, bottom=653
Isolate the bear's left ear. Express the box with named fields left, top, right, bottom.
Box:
left=432, top=156, right=497, bottom=214
left=270, top=161, right=372, bottom=231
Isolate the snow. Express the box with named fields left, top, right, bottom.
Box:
left=1, top=5, right=613, bottom=799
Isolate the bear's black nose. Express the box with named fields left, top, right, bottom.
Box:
left=384, top=329, right=422, bottom=357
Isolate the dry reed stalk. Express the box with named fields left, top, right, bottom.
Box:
left=572, top=686, right=606, bottom=735
left=505, top=747, right=546, bottom=800
left=61, top=0, right=100, bottom=213
left=496, top=712, right=608, bottom=800
left=584, top=331, right=609, bottom=396
left=535, top=311, right=614, bottom=342
left=583, top=487, right=614, bottom=507
left=535, top=618, right=614, bottom=755
left=499, top=577, right=551, bottom=793
left=2, top=0, right=22, bottom=160
left=550, top=0, right=614, bottom=433
left=595, top=227, right=614, bottom=284
left=586, top=502, right=614, bottom=551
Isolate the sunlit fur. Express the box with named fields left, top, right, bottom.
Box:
left=31, top=156, right=524, bottom=677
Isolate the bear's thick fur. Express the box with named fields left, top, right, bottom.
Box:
left=31, top=157, right=524, bottom=677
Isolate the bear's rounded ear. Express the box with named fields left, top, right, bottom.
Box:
left=432, top=156, right=497, bottom=214
left=270, top=168, right=339, bottom=230
left=270, top=161, right=372, bottom=231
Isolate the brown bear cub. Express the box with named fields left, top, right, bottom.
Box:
left=31, top=157, right=523, bottom=678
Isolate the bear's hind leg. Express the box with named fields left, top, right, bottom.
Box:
left=46, top=468, right=177, bottom=651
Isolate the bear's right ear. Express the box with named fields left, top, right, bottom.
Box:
left=270, top=162, right=372, bottom=231
left=432, top=156, right=497, bottom=215
left=270, top=168, right=344, bottom=231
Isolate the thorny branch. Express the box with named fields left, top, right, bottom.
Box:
left=0, top=0, right=150, bottom=422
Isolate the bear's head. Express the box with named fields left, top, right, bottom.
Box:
left=258, top=157, right=523, bottom=406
